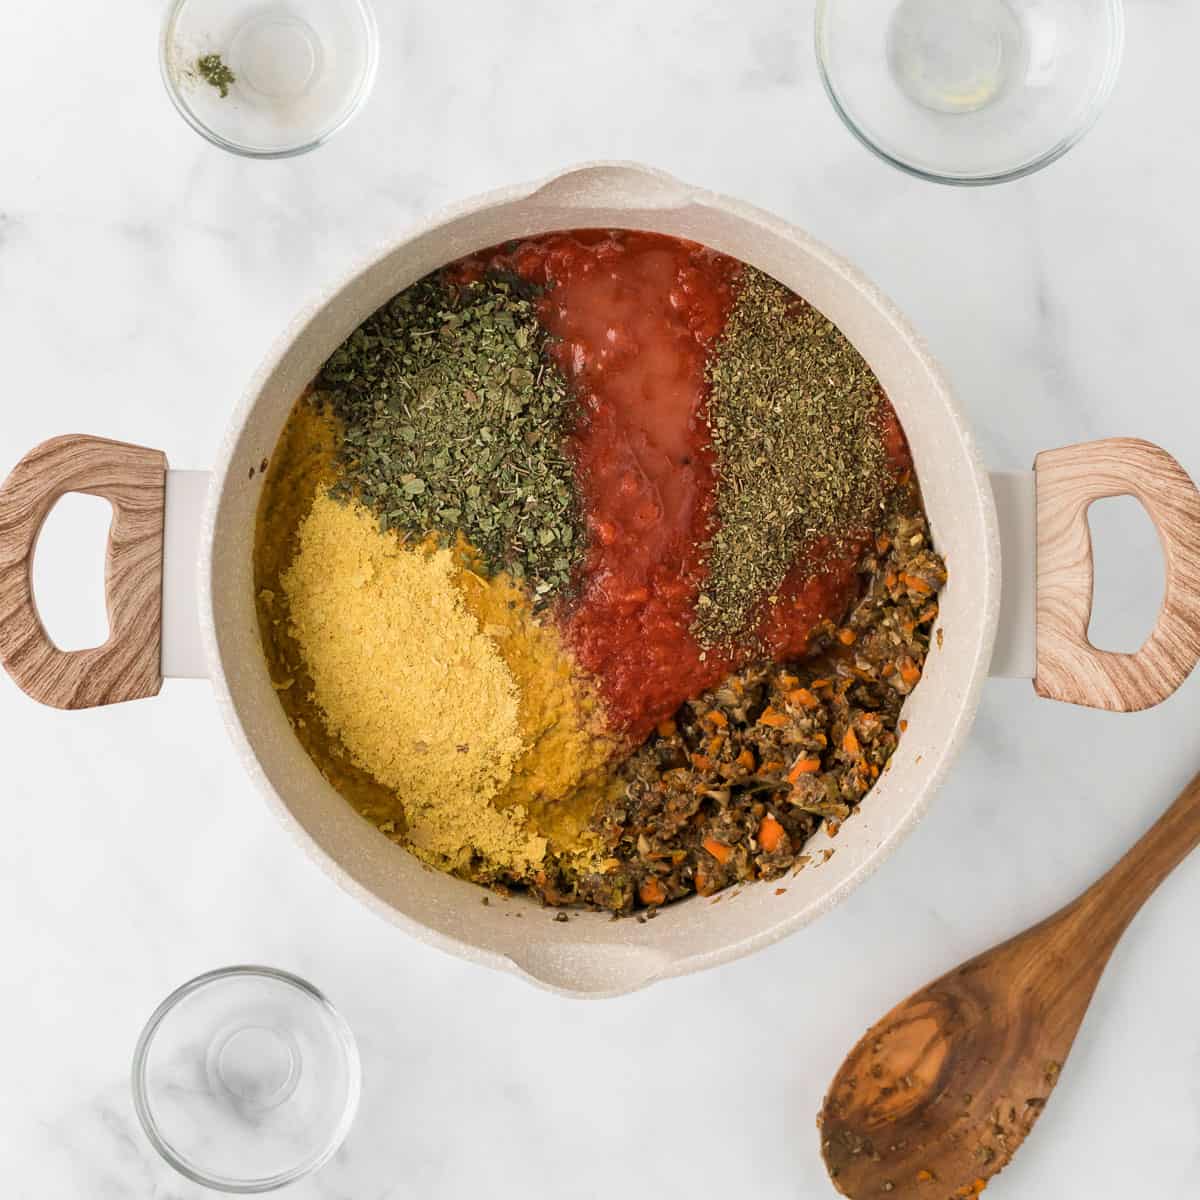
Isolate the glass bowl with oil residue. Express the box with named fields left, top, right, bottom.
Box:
left=815, top=0, right=1124, bottom=184
left=160, top=0, right=379, bottom=157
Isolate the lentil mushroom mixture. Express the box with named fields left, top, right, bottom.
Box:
left=254, top=230, right=947, bottom=916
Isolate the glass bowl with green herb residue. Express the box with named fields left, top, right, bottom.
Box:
left=160, top=0, right=378, bottom=158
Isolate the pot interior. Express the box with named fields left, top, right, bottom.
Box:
left=206, top=165, right=1000, bottom=996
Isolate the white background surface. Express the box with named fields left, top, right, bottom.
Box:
left=3, top=2, right=1199, bottom=1196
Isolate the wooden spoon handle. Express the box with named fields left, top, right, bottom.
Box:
left=1072, top=768, right=1200, bottom=945
left=0, top=434, right=166, bottom=709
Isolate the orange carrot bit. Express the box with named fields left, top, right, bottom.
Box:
left=915, top=1169, right=936, bottom=1184
left=786, top=755, right=822, bottom=783
left=702, top=836, right=733, bottom=864
left=761, top=760, right=785, bottom=773
left=703, top=708, right=729, bottom=728
left=736, top=748, right=756, bottom=770
left=757, top=706, right=789, bottom=728
left=881, top=662, right=896, bottom=677
left=837, top=627, right=857, bottom=646
left=758, top=814, right=786, bottom=853
left=826, top=820, right=841, bottom=838
left=690, top=753, right=713, bottom=771
left=870, top=763, right=879, bottom=779
left=885, top=571, right=899, bottom=590
left=706, top=735, right=726, bottom=758
left=639, top=878, right=666, bottom=906
left=657, top=719, right=677, bottom=738
left=875, top=533, right=891, bottom=554
left=777, top=671, right=799, bottom=688
left=900, top=659, right=922, bottom=687
left=842, top=728, right=860, bottom=755
left=787, top=687, right=820, bottom=710
left=900, top=571, right=933, bottom=595
left=810, top=677, right=831, bottom=689
left=774, top=887, right=788, bottom=896
left=899, top=719, right=909, bottom=733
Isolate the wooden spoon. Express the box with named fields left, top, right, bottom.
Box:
left=818, top=769, right=1200, bottom=1198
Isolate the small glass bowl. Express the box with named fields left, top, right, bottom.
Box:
left=160, top=0, right=379, bottom=158
left=131, top=966, right=361, bottom=1193
left=815, top=0, right=1124, bottom=185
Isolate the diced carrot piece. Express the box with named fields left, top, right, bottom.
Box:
left=787, top=756, right=822, bottom=783
left=916, top=1169, right=935, bottom=1184
left=704, top=709, right=728, bottom=728
left=900, top=660, right=922, bottom=686
left=702, top=837, right=733, bottom=864
left=837, top=628, right=857, bottom=646
left=657, top=719, right=677, bottom=738
left=899, top=719, right=908, bottom=733
left=690, top=753, right=713, bottom=771
left=758, top=815, right=786, bottom=853
left=736, top=748, right=756, bottom=770
left=758, top=707, right=788, bottom=728
left=787, top=687, right=820, bottom=710
left=900, top=572, right=933, bottom=595
left=761, top=760, right=784, bottom=773
left=639, top=878, right=666, bottom=906
left=843, top=728, right=860, bottom=755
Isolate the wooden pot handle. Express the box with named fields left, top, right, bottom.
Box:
left=1035, top=438, right=1200, bottom=711
left=0, top=435, right=167, bottom=709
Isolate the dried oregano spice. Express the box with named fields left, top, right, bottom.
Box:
left=314, top=273, right=585, bottom=603
left=196, top=54, right=236, bottom=98
left=694, top=267, right=891, bottom=647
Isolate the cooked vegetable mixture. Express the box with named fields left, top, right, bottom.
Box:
left=254, top=230, right=947, bottom=916
left=531, top=486, right=944, bottom=912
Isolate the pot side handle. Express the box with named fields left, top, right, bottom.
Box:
left=0, top=434, right=166, bottom=709
left=1034, top=438, right=1200, bottom=711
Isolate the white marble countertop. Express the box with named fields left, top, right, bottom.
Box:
left=4, top=1, right=1199, bottom=1195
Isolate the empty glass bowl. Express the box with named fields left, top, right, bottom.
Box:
left=160, top=0, right=379, bottom=157
left=131, top=966, right=361, bottom=1192
left=815, top=0, right=1125, bottom=184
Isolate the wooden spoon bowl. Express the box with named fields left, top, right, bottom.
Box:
left=819, top=770, right=1200, bottom=1197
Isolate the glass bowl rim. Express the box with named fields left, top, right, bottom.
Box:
left=813, top=0, right=1126, bottom=186
left=130, top=964, right=362, bottom=1193
left=158, top=0, right=380, bottom=159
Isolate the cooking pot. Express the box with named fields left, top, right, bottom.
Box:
left=4, top=162, right=1200, bottom=999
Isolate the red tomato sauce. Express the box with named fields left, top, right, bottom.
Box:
left=452, top=231, right=911, bottom=742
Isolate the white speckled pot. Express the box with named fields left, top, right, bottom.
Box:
left=206, top=162, right=1000, bottom=997
left=7, top=163, right=1197, bottom=998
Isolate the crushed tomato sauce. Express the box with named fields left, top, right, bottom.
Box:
left=454, top=231, right=913, bottom=741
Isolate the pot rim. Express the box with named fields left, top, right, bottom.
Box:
left=198, top=161, right=1001, bottom=997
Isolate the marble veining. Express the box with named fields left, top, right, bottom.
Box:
left=2, top=1, right=1199, bottom=1195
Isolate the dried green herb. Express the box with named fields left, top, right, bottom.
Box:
left=197, top=53, right=236, bottom=98
left=694, top=267, right=891, bottom=647
left=314, top=273, right=585, bottom=602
